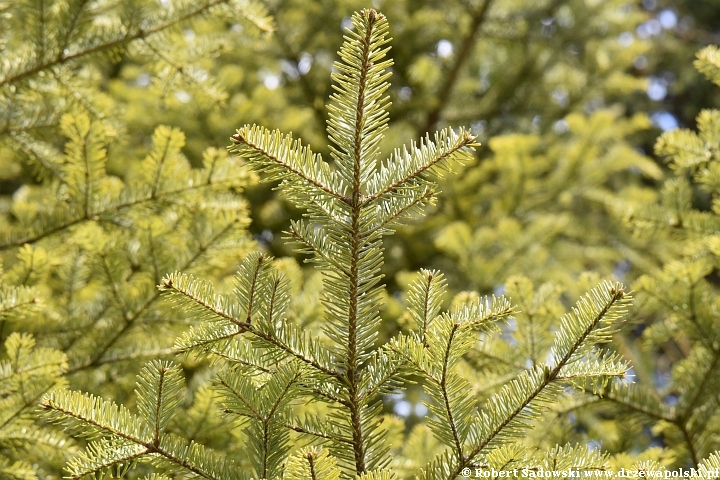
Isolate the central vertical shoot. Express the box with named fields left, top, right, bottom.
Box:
left=325, top=9, right=392, bottom=474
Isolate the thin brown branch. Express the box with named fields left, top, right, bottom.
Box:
left=421, top=0, right=494, bottom=134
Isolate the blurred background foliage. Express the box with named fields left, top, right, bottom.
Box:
left=2, top=0, right=720, bottom=477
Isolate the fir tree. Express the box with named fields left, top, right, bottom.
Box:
left=0, top=113, right=257, bottom=479
left=38, top=10, right=640, bottom=479
left=4, top=1, right=720, bottom=479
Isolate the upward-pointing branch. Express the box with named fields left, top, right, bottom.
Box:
left=344, top=10, right=380, bottom=474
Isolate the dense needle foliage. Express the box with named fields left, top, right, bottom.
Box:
left=1, top=1, right=720, bottom=479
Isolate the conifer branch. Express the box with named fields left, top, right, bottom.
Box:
left=287, top=417, right=353, bottom=444
left=68, top=219, right=241, bottom=373
left=389, top=335, right=440, bottom=381
left=447, top=283, right=629, bottom=478
left=66, top=442, right=149, bottom=480
left=682, top=429, right=700, bottom=467
left=670, top=348, right=720, bottom=466
left=283, top=447, right=341, bottom=480
left=99, top=253, right=131, bottom=320
left=57, top=0, right=91, bottom=56
left=287, top=222, right=352, bottom=277
left=421, top=274, right=434, bottom=346
left=7, top=6, right=720, bottom=478
left=679, top=349, right=720, bottom=420
left=248, top=326, right=340, bottom=380
left=0, top=172, right=251, bottom=250
left=464, top=346, right=530, bottom=371
left=162, top=270, right=340, bottom=379
left=210, top=349, right=274, bottom=374
left=0, top=0, right=253, bottom=87
left=217, top=377, right=263, bottom=420
left=359, top=350, right=406, bottom=402
left=306, top=386, right=349, bottom=406
left=43, top=380, right=242, bottom=480
left=372, top=187, right=436, bottom=233
left=230, top=126, right=347, bottom=202
left=8, top=132, right=65, bottom=179
left=261, top=370, right=303, bottom=479
left=242, top=253, right=266, bottom=324
left=41, top=391, right=151, bottom=444
left=54, top=71, right=108, bottom=121
left=603, top=391, right=672, bottom=423
left=139, top=38, right=226, bottom=105
left=265, top=275, right=282, bottom=325
left=343, top=10, right=381, bottom=473
left=0, top=288, right=39, bottom=318
left=362, top=128, right=477, bottom=204
left=695, top=45, right=720, bottom=87
left=0, top=382, right=56, bottom=432
left=37, top=0, right=48, bottom=62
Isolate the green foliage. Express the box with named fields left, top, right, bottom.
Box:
left=2, top=1, right=720, bottom=479
left=42, top=361, right=246, bottom=480
left=282, top=447, right=341, bottom=480
left=0, top=110, right=256, bottom=376
left=431, top=109, right=663, bottom=291
left=0, top=331, right=70, bottom=479
left=592, top=49, right=720, bottom=469
left=1, top=0, right=272, bottom=176
left=1, top=2, right=270, bottom=478
left=695, top=45, right=720, bottom=88
left=35, top=10, right=646, bottom=479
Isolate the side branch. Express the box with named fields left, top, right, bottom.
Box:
left=0, top=172, right=250, bottom=250
left=159, top=281, right=247, bottom=328
left=285, top=424, right=353, bottom=444
left=230, top=128, right=348, bottom=203
left=44, top=398, right=226, bottom=480
left=0, top=0, right=234, bottom=87
left=287, top=223, right=352, bottom=277
left=248, top=327, right=340, bottom=380
left=362, top=129, right=477, bottom=205
left=450, top=286, right=627, bottom=478
left=68, top=220, right=241, bottom=373
left=440, top=325, right=464, bottom=459
left=372, top=187, right=436, bottom=234
left=161, top=279, right=340, bottom=380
